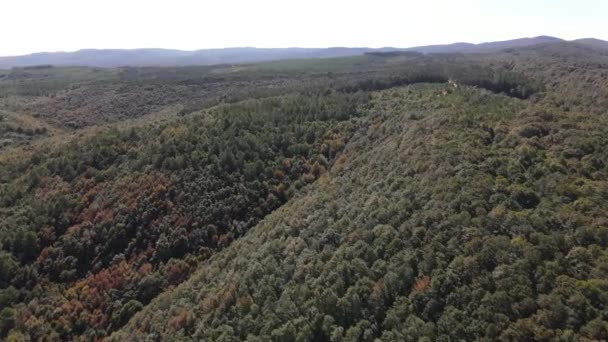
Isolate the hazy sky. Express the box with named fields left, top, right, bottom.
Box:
left=2, top=0, right=607, bottom=56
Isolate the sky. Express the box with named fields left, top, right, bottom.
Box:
left=2, top=0, right=607, bottom=56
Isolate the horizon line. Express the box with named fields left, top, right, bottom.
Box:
left=3, top=35, right=603, bottom=58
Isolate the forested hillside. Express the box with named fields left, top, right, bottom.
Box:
left=1, top=42, right=608, bottom=341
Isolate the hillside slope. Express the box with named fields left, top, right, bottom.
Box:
left=573, top=38, right=608, bottom=50
left=1, top=51, right=545, bottom=340
left=112, top=80, right=608, bottom=340
left=0, top=43, right=607, bottom=341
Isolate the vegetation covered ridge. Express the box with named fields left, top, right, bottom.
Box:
left=0, top=89, right=367, bottom=340
left=112, top=82, right=608, bottom=341
left=0, top=43, right=607, bottom=341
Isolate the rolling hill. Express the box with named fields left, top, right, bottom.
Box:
left=0, top=47, right=389, bottom=69
left=1, top=36, right=607, bottom=69
left=573, top=38, right=608, bottom=50
left=108, top=43, right=608, bottom=341
left=0, top=42, right=607, bottom=341
left=402, top=35, right=564, bottom=54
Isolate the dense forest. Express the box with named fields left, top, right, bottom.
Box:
left=1, top=41, right=608, bottom=341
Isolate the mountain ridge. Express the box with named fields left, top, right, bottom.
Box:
left=402, top=35, right=564, bottom=53
left=1, top=36, right=607, bottom=69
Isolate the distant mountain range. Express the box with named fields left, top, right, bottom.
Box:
left=0, top=36, right=606, bottom=69
left=401, top=35, right=564, bottom=54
